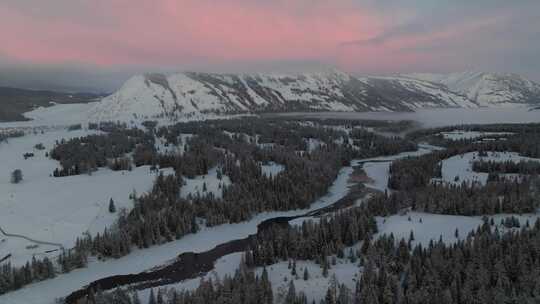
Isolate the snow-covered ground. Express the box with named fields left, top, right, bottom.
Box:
left=376, top=211, right=540, bottom=247
left=407, top=72, right=540, bottom=107
left=306, top=138, right=324, bottom=152
left=261, top=162, right=285, bottom=178
left=440, top=130, right=514, bottom=140
left=142, top=251, right=359, bottom=304
left=439, top=151, right=540, bottom=186
left=154, top=134, right=193, bottom=155
left=180, top=167, right=231, bottom=199
left=0, top=103, right=97, bottom=130
left=0, top=162, right=355, bottom=304
left=362, top=162, right=391, bottom=192
left=375, top=212, right=483, bottom=246
left=0, top=129, right=172, bottom=267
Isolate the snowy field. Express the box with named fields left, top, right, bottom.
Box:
left=0, top=163, right=355, bottom=304
left=439, top=151, right=540, bottom=186
left=440, top=130, right=514, bottom=140
left=180, top=166, right=231, bottom=199
left=362, top=162, right=391, bottom=192
left=0, top=129, right=173, bottom=267
left=376, top=211, right=540, bottom=247
left=0, top=103, right=98, bottom=129
left=261, top=161, right=285, bottom=177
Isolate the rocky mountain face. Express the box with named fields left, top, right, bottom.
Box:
left=88, top=70, right=540, bottom=121
left=406, top=72, right=540, bottom=107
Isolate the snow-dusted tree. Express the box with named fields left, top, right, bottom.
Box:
left=10, top=169, right=23, bottom=184
left=109, top=198, right=116, bottom=213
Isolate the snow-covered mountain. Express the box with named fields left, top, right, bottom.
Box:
left=406, top=72, right=540, bottom=107
left=88, top=70, right=540, bottom=121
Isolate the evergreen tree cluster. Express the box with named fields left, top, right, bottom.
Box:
left=472, top=159, right=540, bottom=175
left=247, top=207, right=377, bottom=267
left=80, top=266, right=273, bottom=304
left=408, top=123, right=540, bottom=158
left=50, top=128, right=153, bottom=176
left=369, top=180, right=538, bottom=216
left=355, top=219, right=540, bottom=304
left=0, top=257, right=55, bottom=295
left=350, top=129, right=417, bottom=157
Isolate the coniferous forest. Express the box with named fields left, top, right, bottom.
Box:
left=2, top=120, right=540, bottom=304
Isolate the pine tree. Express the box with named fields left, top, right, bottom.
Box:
left=109, top=198, right=116, bottom=213
left=322, top=258, right=329, bottom=278
left=11, top=169, right=23, bottom=184
left=285, top=280, right=296, bottom=304
left=148, top=289, right=157, bottom=304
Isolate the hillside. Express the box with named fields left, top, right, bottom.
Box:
left=406, top=71, right=540, bottom=107
left=88, top=70, right=480, bottom=121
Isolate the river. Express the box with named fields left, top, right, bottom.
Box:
left=63, top=145, right=439, bottom=303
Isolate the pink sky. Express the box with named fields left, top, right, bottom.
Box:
left=0, top=0, right=539, bottom=90
left=0, top=0, right=387, bottom=69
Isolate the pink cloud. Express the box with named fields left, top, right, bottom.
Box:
left=2, top=0, right=531, bottom=78
left=0, top=0, right=385, bottom=69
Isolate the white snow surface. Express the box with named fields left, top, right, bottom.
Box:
left=260, top=162, right=285, bottom=177
left=440, top=130, right=514, bottom=140
left=440, top=151, right=540, bottom=186
left=365, top=75, right=477, bottom=109
left=87, top=71, right=357, bottom=122
left=86, top=70, right=540, bottom=123
left=376, top=211, right=540, bottom=247
left=362, top=162, right=391, bottom=192
left=406, top=72, right=540, bottom=107
left=180, top=167, right=231, bottom=199
left=0, top=129, right=173, bottom=267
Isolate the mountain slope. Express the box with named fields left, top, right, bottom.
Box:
left=88, top=70, right=479, bottom=121
left=406, top=72, right=540, bottom=107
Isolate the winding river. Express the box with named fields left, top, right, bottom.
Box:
left=63, top=145, right=440, bottom=304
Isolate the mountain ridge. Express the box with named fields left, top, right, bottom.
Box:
left=88, top=70, right=540, bottom=121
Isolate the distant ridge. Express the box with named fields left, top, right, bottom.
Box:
left=87, top=69, right=540, bottom=121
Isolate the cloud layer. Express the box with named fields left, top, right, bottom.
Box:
left=0, top=0, right=539, bottom=91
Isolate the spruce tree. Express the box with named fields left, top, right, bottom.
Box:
left=109, top=198, right=116, bottom=213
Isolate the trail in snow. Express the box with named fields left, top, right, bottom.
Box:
left=0, top=226, right=64, bottom=249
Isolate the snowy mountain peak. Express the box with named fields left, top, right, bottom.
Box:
left=406, top=72, right=540, bottom=107
left=88, top=70, right=540, bottom=122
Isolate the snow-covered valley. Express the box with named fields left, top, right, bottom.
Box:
left=0, top=129, right=173, bottom=267
left=1, top=103, right=540, bottom=304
